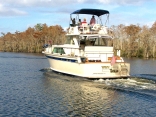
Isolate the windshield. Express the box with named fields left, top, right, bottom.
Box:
left=95, top=38, right=112, bottom=46
left=79, top=36, right=112, bottom=46
left=94, top=38, right=106, bottom=46
left=65, top=35, right=79, bottom=45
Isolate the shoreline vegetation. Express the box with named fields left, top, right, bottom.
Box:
left=0, top=24, right=66, bottom=53
left=0, top=22, right=156, bottom=58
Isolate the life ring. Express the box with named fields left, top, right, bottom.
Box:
left=92, top=24, right=100, bottom=30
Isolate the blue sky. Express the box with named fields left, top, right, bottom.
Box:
left=0, top=0, right=156, bottom=35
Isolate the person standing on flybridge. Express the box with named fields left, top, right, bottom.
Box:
left=111, top=55, right=116, bottom=65
left=82, top=18, right=87, bottom=25
left=90, top=15, right=96, bottom=26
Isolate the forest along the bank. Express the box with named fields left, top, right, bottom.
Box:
left=0, top=24, right=66, bottom=53
left=0, top=22, right=156, bottom=58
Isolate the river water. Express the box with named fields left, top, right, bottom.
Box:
left=0, top=52, right=156, bottom=117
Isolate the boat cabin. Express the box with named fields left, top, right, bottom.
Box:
left=65, top=35, right=112, bottom=48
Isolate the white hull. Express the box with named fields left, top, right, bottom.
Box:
left=46, top=55, right=130, bottom=79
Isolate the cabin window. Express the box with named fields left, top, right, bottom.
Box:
left=79, top=36, right=96, bottom=46
left=94, top=38, right=107, bottom=46
left=85, top=40, right=94, bottom=46
left=65, top=35, right=79, bottom=45
left=53, top=48, right=65, bottom=54
left=65, top=36, right=74, bottom=45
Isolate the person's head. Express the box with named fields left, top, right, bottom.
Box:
left=92, top=16, right=94, bottom=18
left=84, top=18, right=86, bottom=21
left=79, top=19, right=81, bottom=21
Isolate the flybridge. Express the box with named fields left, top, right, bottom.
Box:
left=69, top=8, right=110, bottom=34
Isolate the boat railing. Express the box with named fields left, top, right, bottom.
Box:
left=67, top=23, right=108, bottom=35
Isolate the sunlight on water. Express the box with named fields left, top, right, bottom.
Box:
left=42, top=68, right=156, bottom=116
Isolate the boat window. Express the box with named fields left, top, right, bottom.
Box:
left=79, top=36, right=86, bottom=44
left=65, top=36, right=74, bottom=44
left=79, top=36, right=96, bottom=46
left=85, top=40, right=94, bottom=46
left=65, top=36, right=79, bottom=45
left=53, top=48, right=65, bottom=54
left=94, top=38, right=107, bottom=46
left=102, top=38, right=112, bottom=46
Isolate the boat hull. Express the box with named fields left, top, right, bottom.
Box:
left=46, top=55, right=130, bottom=79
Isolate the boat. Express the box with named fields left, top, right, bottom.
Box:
left=42, top=8, right=130, bottom=78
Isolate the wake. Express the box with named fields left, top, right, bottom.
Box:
left=94, top=75, right=156, bottom=97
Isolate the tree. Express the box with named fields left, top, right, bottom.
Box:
left=124, top=24, right=141, bottom=57
left=150, top=21, right=156, bottom=57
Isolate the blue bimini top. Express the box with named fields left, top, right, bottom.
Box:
left=71, top=9, right=109, bottom=17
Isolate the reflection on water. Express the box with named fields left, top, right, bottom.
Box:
left=124, top=58, right=156, bottom=75
left=0, top=52, right=156, bottom=116
left=43, top=72, right=118, bottom=116
left=43, top=70, right=156, bottom=116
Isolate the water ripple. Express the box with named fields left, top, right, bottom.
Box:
left=1, top=53, right=156, bottom=117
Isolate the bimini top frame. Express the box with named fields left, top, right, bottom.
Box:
left=70, top=8, right=110, bottom=26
